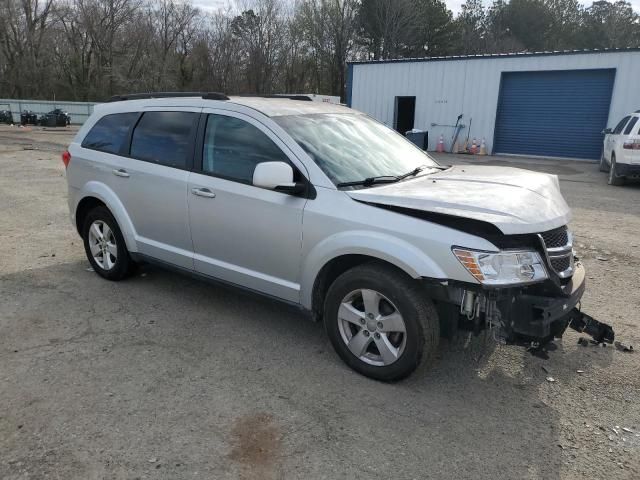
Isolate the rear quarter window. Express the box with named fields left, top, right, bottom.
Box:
left=130, top=111, right=198, bottom=169
left=82, top=112, right=139, bottom=154
left=613, top=116, right=631, bottom=134
left=623, top=116, right=639, bottom=135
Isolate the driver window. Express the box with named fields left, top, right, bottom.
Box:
left=202, top=114, right=290, bottom=184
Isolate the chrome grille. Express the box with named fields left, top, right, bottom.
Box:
left=550, top=255, right=571, bottom=273
left=540, top=228, right=568, bottom=248
left=538, top=226, right=574, bottom=278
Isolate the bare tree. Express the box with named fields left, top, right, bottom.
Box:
left=0, top=0, right=54, bottom=97
left=299, top=0, right=358, bottom=99
left=358, top=0, right=414, bottom=60
left=231, top=0, right=285, bottom=94
left=146, top=0, right=200, bottom=90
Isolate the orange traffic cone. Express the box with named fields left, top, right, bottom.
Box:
left=470, top=138, right=478, bottom=154
left=436, top=134, right=445, bottom=153
left=478, top=138, right=487, bottom=155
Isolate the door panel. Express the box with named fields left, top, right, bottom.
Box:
left=113, top=160, right=192, bottom=267
left=110, top=108, right=200, bottom=269
left=188, top=174, right=305, bottom=301
left=610, top=115, right=631, bottom=164
left=631, top=119, right=640, bottom=165
left=188, top=110, right=307, bottom=302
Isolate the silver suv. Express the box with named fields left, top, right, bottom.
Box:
left=64, top=92, right=613, bottom=381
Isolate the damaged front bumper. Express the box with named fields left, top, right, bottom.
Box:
left=494, top=262, right=614, bottom=345
left=434, top=261, right=615, bottom=346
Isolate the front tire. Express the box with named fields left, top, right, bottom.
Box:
left=608, top=154, right=625, bottom=186
left=82, top=206, right=135, bottom=281
left=323, top=263, right=439, bottom=381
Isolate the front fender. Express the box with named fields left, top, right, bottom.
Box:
left=300, top=230, right=448, bottom=309
left=76, top=181, right=138, bottom=252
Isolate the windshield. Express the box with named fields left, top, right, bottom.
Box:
left=274, top=113, right=439, bottom=186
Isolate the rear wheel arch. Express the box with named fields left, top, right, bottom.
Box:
left=74, top=184, right=138, bottom=251
left=75, top=196, right=107, bottom=234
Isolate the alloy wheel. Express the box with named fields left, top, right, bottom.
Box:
left=88, top=220, right=118, bottom=270
left=337, top=289, right=407, bottom=366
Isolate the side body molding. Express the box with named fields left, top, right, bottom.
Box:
left=76, top=181, right=138, bottom=252
left=299, top=230, right=447, bottom=310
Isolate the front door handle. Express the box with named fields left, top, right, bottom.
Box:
left=112, top=168, right=130, bottom=178
left=191, top=187, right=216, bottom=198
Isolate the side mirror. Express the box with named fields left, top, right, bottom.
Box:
left=253, top=161, right=305, bottom=194
left=602, top=128, right=612, bottom=134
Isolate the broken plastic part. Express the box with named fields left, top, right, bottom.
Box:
left=614, top=341, right=634, bottom=353
left=568, top=309, right=614, bottom=344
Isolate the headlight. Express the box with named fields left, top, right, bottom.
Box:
left=453, top=248, right=548, bottom=285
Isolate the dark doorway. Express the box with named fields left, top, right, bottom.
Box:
left=394, top=96, right=416, bottom=134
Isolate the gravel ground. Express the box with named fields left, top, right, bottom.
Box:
left=1, top=125, right=639, bottom=480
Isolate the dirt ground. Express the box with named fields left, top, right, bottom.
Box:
left=1, top=124, right=639, bottom=480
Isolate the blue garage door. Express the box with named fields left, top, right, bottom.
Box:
left=493, top=69, right=615, bottom=160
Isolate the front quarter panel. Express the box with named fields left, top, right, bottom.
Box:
left=299, top=188, right=498, bottom=309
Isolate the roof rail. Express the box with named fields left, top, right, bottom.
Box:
left=108, top=92, right=229, bottom=102
left=238, top=94, right=313, bottom=102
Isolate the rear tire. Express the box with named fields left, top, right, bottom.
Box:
left=323, top=262, right=439, bottom=382
left=82, top=206, right=135, bottom=281
left=599, top=152, right=609, bottom=172
left=608, top=154, right=625, bottom=186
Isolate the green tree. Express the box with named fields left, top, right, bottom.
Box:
left=357, top=0, right=414, bottom=59
left=581, top=1, right=640, bottom=48
left=403, top=0, right=456, bottom=57
left=544, top=0, right=583, bottom=49
left=454, top=0, right=487, bottom=54
left=485, top=0, right=522, bottom=52
left=503, top=0, right=553, bottom=51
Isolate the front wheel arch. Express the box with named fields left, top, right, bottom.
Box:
left=311, top=255, right=419, bottom=322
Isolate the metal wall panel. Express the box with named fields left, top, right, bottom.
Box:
left=350, top=51, right=640, bottom=158
left=493, top=69, right=615, bottom=159
left=0, top=99, right=97, bottom=125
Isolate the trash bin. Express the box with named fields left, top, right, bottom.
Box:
left=405, top=129, right=428, bottom=150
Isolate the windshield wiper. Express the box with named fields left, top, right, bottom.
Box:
left=395, top=165, right=428, bottom=181
left=336, top=176, right=400, bottom=188
left=337, top=165, right=432, bottom=188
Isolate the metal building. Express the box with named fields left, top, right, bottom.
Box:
left=347, top=49, right=640, bottom=160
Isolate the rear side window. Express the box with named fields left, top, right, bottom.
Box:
left=623, top=116, right=638, bottom=135
left=202, top=114, right=290, bottom=184
left=82, top=112, right=139, bottom=154
left=613, top=116, right=630, bottom=134
left=130, top=111, right=198, bottom=169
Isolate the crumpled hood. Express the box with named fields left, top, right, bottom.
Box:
left=346, top=165, right=571, bottom=235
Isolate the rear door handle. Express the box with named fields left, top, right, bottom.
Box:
left=191, top=187, right=216, bottom=198
left=112, top=169, right=130, bottom=178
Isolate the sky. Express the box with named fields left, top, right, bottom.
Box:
left=193, top=0, right=640, bottom=15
